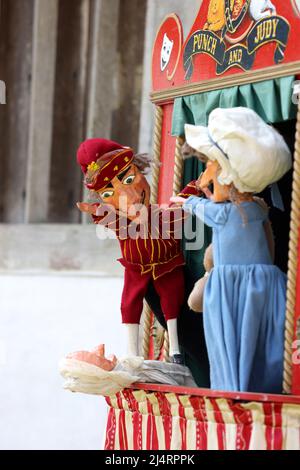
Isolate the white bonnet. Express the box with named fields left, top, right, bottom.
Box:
left=185, top=107, right=292, bottom=194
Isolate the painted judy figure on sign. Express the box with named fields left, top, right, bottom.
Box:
left=183, top=0, right=290, bottom=78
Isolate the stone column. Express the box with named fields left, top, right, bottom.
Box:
left=81, top=0, right=121, bottom=224
left=25, top=0, right=59, bottom=223
left=48, top=0, right=91, bottom=224
left=0, top=0, right=34, bottom=223
left=110, top=0, right=147, bottom=151
left=85, top=0, right=120, bottom=139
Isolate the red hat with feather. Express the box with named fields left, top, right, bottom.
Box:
left=77, top=138, right=134, bottom=191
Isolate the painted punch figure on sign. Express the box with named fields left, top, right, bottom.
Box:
left=172, top=107, right=292, bottom=393
left=76, top=139, right=199, bottom=365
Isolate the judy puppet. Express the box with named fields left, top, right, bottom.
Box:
left=172, top=107, right=292, bottom=393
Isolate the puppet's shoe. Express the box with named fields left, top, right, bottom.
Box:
left=171, top=354, right=184, bottom=365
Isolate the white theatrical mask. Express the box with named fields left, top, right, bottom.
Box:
left=249, top=0, right=276, bottom=21
left=160, top=33, right=174, bottom=72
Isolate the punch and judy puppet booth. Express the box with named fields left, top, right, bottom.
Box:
left=103, top=0, right=300, bottom=449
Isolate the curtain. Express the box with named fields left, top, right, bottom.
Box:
left=173, top=76, right=297, bottom=280
left=172, top=76, right=296, bottom=136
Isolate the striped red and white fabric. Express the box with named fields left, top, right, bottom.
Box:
left=104, top=390, right=300, bottom=450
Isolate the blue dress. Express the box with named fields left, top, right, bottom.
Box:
left=184, top=197, right=287, bottom=393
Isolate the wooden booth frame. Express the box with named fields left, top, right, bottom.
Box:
left=144, top=82, right=300, bottom=397
left=104, top=2, right=300, bottom=451
left=143, top=1, right=300, bottom=397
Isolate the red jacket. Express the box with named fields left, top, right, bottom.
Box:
left=93, top=181, right=200, bottom=280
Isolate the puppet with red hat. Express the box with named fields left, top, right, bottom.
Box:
left=75, top=138, right=200, bottom=365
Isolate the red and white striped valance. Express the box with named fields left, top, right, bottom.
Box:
left=104, top=389, right=300, bottom=450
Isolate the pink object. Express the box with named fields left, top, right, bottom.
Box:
left=66, top=344, right=117, bottom=371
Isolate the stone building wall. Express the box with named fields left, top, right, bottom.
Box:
left=0, top=0, right=202, bottom=271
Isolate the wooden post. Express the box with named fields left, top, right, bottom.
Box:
left=283, top=90, right=300, bottom=394
left=48, top=0, right=90, bottom=223
left=81, top=0, right=120, bottom=223
left=25, top=0, right=58, bottom=223
left=110, top=0, right=147, bottom=151
left=85, top=0, right=120, bottom=139
left=143, top=105, right=163, bottom=360
left=0, top=0, right=34, bottom=223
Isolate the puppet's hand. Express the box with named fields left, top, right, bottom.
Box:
left=188, top=276, right=209, bottom=313
left=77, top=202, right=99, bottom=215
left=170, top=196, right=187, bottom=206
left=201, top=187, right=214, bottom=200
left=196, top=170, right=213, bottom=200
left=196, top=172, right=205, bottom=190
left=66, top=344, right=117, bottom=371
left=177, top=180, right=203, bottom=199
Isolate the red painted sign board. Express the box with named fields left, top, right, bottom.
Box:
left=152, top=0, right=300, bottom=92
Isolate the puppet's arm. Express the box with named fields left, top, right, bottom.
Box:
left=164, top=181, right=203, bottom=235
left=162, top=181, right=203, bottom=231
left=177, top=180, right=202, bottom=199
left=171, top=195, right=228, bottom=228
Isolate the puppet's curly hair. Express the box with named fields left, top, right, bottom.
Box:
left=132, top=153, right=154, bottom=175
left=228, top=185, right=258, bottom=226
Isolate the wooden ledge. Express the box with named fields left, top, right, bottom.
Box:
left=131, top=382, right=300, bottom=405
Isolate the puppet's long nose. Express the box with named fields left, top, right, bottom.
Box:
left=119, top=187, right=142, bottom=205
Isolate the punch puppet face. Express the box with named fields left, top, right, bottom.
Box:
left=96, top=164, right=151, bottom=221
left=160, top=33, right=174, bottom=71
left=198, top=160, right=231, bottom=203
